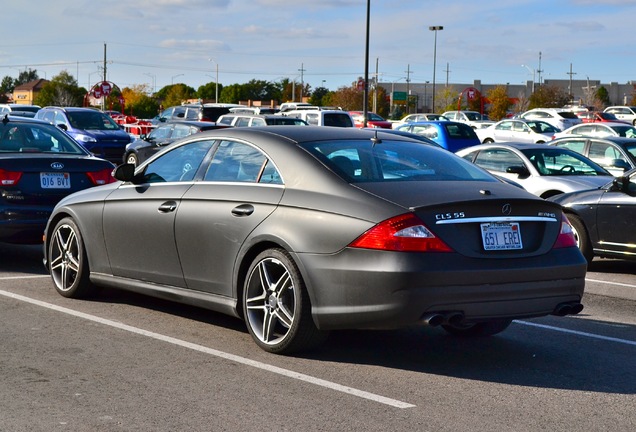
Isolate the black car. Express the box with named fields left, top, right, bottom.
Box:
left=0, top=115, right=115, bottom=244
left=549, top=136, right=636, bottom=176
left=549, top=169, right=636, bottom=262
left=154, top=103, right=239, bottom=124
left=124, top=120, right=228, bottom=166
left=44, top=127, right=585, bottom=354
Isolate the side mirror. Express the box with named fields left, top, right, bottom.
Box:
left=113, top=163, right=136, bottom=182
left=56, top=123, right=68, bottom=131
left=506, top=165, right=530, bottom=178
left=608, top=158, right=630, bottom=171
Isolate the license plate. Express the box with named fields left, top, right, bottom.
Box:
left=40, top=172, right=70, bottom=189
left=481, top=222, right=522, bottom=250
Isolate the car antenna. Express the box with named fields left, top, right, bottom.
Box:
left=371, top=129, right=382, bottom=147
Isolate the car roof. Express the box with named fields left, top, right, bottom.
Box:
left=189, top=125, right=425, bottom=145
left=551, top=136, right=636, bottom=145
left=163, top=120, right=221, bottom=127
left=0, top=114, right=51, bottom=125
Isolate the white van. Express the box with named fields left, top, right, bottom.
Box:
left=282, top=109, right=354, bottom=127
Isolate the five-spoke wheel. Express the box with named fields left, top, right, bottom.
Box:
left=244, top=249, right=326, bottom=354
left=48, top=217, right=94, bottom=298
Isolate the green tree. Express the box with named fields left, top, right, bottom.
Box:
left=197, top=81, right=223, bottom=102
left=34, top=70, right=84, bottom=106
left=219, top=83, right=246, bottom=104
left=528, top=85, right=570, bottom=109
left=371, top=86, right=390, bottom=118
left=309, top=86, right=329, bottom=106
left=596, top=86, right=610, bottom=107
left=486, top=86, right=513, bottom=121
left=161, top=84, right=196, bottom=108
left=438, top=86, right=460, bottom=112
left=16, top=69, right=39, bottom=86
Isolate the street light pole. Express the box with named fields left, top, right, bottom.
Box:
left=209, top=59, right=219, bottom=103
left=429, top=26, right=443, bottom=113
left=171, top=74, right=184, bottom=85
left=521, top=64, right=535, bottom=93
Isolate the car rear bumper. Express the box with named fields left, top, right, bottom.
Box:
left=296, top=247, right=586, bottom=330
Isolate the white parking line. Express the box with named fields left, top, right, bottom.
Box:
left=586, top=278, right=636, bottom=289
left=516, top=320, right=636, bottom=346
left=0, top=289, right=416, bottom=409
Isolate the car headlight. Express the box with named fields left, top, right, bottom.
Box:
left=74, top=134, right=97, bottom=143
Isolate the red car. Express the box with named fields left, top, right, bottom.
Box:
left=349, top=111, right=392, bottom=129
left=579, top=111, right=629, bottom=123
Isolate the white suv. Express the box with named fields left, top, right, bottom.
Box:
left=517, top=108, right=581, bottom=131
left=603, top=106, right=636, bottom=125
left=281, top=109, right=354, bottom=127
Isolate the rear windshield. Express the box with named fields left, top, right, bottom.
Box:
left=557, top=111, right=580, bottom=119
left=300, top=139, right=496, bottom=183
left=0, top=122, right=88, bottom=154
left=323, top=113, right=354, bottom=127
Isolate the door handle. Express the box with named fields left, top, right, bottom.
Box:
left=158, top=201, right=178, bottom=213
left=231, top=204, right=254, bottom=216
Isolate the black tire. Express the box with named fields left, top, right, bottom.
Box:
left=483, top=138, right=494, bottom=143
left=567, top=214, right=594, bottom=263
left=243, top=248, right=327, bottom=354
left=442, top=319, right=512, bottom=337
left=48, top=217, right=96, bottom=299
left=125, top=152, right=138, bottom=166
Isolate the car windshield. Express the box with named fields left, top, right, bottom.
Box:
left=0, top=122, right=88, bottom=154
left=300, top=139, right=496, bottom=183
left=612, top=126, right=636, bottom=138
left=464, top=112, right=482, bottom=120
left=67, top=111, right=121, bottom=131
left=521, top=148, right=611, bottom=176
left=527, top=121, right=558, bottom=133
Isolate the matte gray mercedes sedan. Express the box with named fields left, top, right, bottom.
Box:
left=43, top=127, right=586, bottom=354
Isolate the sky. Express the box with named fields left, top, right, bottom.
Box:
left=3, top=0, right=636, bottom=94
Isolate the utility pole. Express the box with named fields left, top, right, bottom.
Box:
left=373, top=57, right=379, bottom=113
left=444, top=62, right=451, bottom=87
left=103, top=43, right=107, bottom=82
left=405, top=64, right=412, bottom=114
left=566, top=63, right=577, bottom=99
left=298, top=63, right=306, bottom=101
left=537, top=51, right=543, bottom=86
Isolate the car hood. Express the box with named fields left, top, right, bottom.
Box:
left=73, top=129, right=131, bottom=141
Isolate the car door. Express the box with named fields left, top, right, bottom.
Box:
left=492, top=120, right=514, bottom=141
left=102, top=139, right=216, bottom=286
left=595, top=171, right=636, bottom=254
left=174, top=140, right=285, bottom=297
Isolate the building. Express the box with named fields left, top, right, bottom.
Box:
left=12, top=79, right=48, bottom=105
left=379, top=79, right=636, bottom=113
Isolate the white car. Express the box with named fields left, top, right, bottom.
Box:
left=456, top=142, right=613, bottom=198
left=603, top=106, right=636, bottom=126
left=517, top=108, right=581, bottom=131
left=391, top=113, right=448, bottom=129
left=281, top=109, right=354, bottom=127
left=441, top=110, right=493, bottom=129
left=476, top=119, right=559, bottom=144
left=552, top=122, right=636, bottom=139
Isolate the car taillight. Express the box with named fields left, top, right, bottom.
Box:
left=0, top=168, right=22, bottom=185
left=349, top=213, right=453, bottom=252
left=553, top=214, right=577, bottom=249
left=86, top=168, right=116, bottom=185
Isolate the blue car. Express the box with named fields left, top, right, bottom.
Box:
left=35, top=107, right=132, bottom=163
left=394, top=120, right=481, bottom=152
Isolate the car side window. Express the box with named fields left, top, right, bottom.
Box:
left=141, top=139, right=214, bottom=183
left=171, top=124, right=192, bottom=139
left=204, top=140, right=278, bottom=183
left=149, top=125, right=172, bottom=140
left=474, top=148, right=525, bottom=173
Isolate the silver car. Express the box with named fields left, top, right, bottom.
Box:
left=476, top=119, right=559, bottom=144
left=457, top=142, right=613, bottom=198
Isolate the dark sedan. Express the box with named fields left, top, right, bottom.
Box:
left=0, top=115, right=115, bottom=244
left=124, top=120, right=228, bottom=166
left=43, top=127, right=586, bottom=354
left=549, top=169, right=636, bottom=263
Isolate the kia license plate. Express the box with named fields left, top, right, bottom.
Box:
left=481, top=222, right=522, bottom=250
left=41, top=172, right=70, bottom=189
